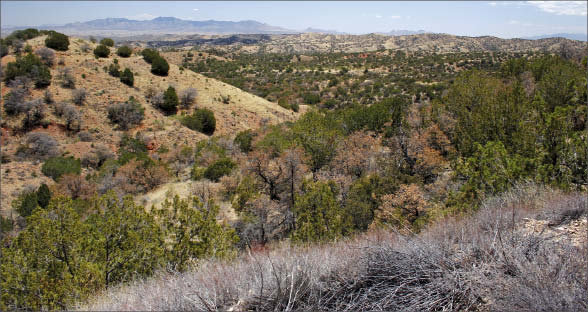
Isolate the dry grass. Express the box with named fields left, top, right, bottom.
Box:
left=81, top=184, right=587, bottom=311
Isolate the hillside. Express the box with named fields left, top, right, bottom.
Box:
left=0, top=35, right=297, bottom=216
left=82, top=185, right=587, bottom=311
left=142, top=32, right=588, bottom=54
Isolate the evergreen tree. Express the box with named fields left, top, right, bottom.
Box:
left=159, top=86, right=178, bottom=115
left=85, top=193, right=164, bottom=288
left=292, top=180, right=347, bottom=242
left=155, top=196, right=238, bottom=272
left=36, top=183, right=51, bottom=209
left=119, top=68, right=134, bottom=87
left=151, top=56, right=169, bottom=76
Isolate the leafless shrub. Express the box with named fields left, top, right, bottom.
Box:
left=20, top=132, right=59, bottom=159
left=179, top=87, right=198, bottom=108
left=7, top=75, right=32, bottom=91
left=59, top=67, right=76, bottom=88
left=151, top=91, right=165, bottom=108
left=82, top=184, right=588, bottom=311
left=4, top=87, right=28, bottom=115
left=35, top=47, right=56, bottom=67
left=62, top=104, right=81, bottom=132
left=12, top=40, right=24, bottom=54
left=78, top=131, right=93, bottom=142
left=53, top=101, right=68, bottom=117
left=144, top=86, right=158, bottom=101
left=107, top=99, right=144, bottom=130
left=71, top=88, right=87, bottom=105
left=21, top=99, right=46, bottom=130
left=43, top=89, right=54, bottom=104
left=80, top=42, right=91, bottom=53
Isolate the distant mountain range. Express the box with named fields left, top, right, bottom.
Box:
left=1, top=17, right=432, bottom=38
left=522, top=33, right=587, bottom=42
left=377, top=30, right=428, bottom=36
left=1, top=17, right=296, bottom=36
left=1, top=17, right=585, bottom=42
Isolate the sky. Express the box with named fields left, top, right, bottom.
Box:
left=1, top=1, right=586, bottom=38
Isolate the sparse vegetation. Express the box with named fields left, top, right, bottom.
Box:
left=20, top=133, right=59, bottom=158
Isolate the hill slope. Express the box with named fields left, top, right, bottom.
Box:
left=0, top=35, right=298, bottom=216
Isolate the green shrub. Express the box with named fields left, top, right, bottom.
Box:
left=36, top=183, right=51, bottom=209
left=181, top=108, right=216, bottom=135
left=3, top=53, right=52, bottom=88
left=151, top=56, right=169, bottom=76
left=120, top=68, right=134, bottom=87
left=141, top=48, right=159, bottom=64
left=100, top=38, right=114, bottom=47
left=13, top=183, right=52, bottom=218
left=292, top=180, right=347, bottom=242
left=234, top=130, right=255, bottom=153
left=108, top=63, right=120, bottom=77
left=278, top=98, right=290, bottom=109
left=158, top=86, right=178, bottom=115
left=116, top=46, right=132, bottom=57
left=302, top=92, right=320, bottom=104
left=191, top=166, right=206, bottom=180
left=204, top=158, right=236, bottom=182
left=41, top=156, right=81, bottom=180
left=44, top=31, right=69, bottom=51
left=14, top=191, right=38, bottom=218
left=0, top=39, right=8, bottom=57
left=93, top=45, right=110, bottom=58
left=8, top=28, right=40, bottom=42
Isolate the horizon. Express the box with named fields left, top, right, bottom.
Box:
left=1, top=1, right=587, bottom=38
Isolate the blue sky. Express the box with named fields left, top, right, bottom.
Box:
left=1, top=1, right=586, bottom=38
